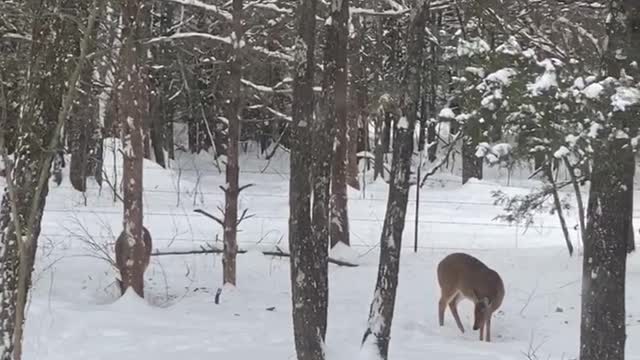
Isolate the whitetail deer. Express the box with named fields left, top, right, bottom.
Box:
left=437, top=252, right=505, bottom=342
left=115, top=226, right=152, bottom=297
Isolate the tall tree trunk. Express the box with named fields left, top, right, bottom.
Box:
left=69, top=12, right=97, bottom=192
left=118, top=0, right=147, bottom=298
left=328, top=0, right=350, bottom=248
left=348, top=15, right=365, bottom=190
left=580, top=1, right=639, bottom=358
left=579, top=138, right=630, bottom=360
left=222, top=0, right=243, bottom=286
left=288, top=0, right=327, bottom=357
left=362, top=3, right=428, bottom=358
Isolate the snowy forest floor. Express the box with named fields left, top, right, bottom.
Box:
left=19, top=142, right=640, bottom=360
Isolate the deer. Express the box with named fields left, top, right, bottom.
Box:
left=437, top=252, right=505, bottom=342
left=115, top=226, right=152, bottom=297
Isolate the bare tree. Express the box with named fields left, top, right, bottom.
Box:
left=0, top=1, right=98, bottom=358
left=116, top=0, right=149, bottom=298
left=329, top=0, right=351, bottom=248
left=222, top=0, right=244, bottom=286
left=361, top=2, right=429, bottom=358
left=288, top=0, right=327, bottom=357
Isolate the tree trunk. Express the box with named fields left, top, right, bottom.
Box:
left=0, top=1, right=98, bottom=357
left=579, top=139, right=630, bottom=360
left=118, top=0, right=147, bottom=298
left=328, top=0, right=350, bottom=248
left=462, top=137, right=482, bottom=184
left=222, top=0, right=243, bottom=287
left=69, top=24, right=97, bottom=192
left=288, top=0, right=326, bottom=357
left=362, top=3, right=428, bottom=358
left=545, top=162, right=574, bottom=256
left=580, top=1, right=640, bottom=356
left=348, top=15, right=366, bottom=190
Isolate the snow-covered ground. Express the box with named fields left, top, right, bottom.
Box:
left=20, top=141, right=640, bottom=360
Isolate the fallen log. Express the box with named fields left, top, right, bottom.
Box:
left=151, top=248, right=359, bottom=267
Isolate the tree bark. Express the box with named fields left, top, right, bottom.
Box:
left=579, top=138, right=630, bottom=360
left=462, top=137, right=482, bottom=184
left=362, top=3, right=428, bottom=358
left=580, top=1, right=640, bottom=356
left=222, top=0, right=243, bottom=286
left=288, top=0, right=327, bottom=357
left=118, top=0, right=147, bottom=298
left=328, top=0, right=350, bottom=248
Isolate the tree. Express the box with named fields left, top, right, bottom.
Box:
left=0, top=1, right=98, bottom=358
left=361, top=2, right=429, bottom=358
left=117, top=0, right=148, bottom=298
left=329, top=0, right=351, bottom=248
left=580, top=1, right=640, bottom=359
left=222, top=0, right=244, bottom=286
left=288, top=0, right=327, bottom=358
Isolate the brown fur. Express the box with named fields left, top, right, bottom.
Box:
left=115, top=226, right=152, bottom=297
left=437, top=252, right=505, bottom=342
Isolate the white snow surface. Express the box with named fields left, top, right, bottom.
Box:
left=19, top=140, right=640, bottom=360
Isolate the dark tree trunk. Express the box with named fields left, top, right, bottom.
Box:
left=222, top=0, right=243, bottom=286
left=362, top=3, right=428, bottom=359
left=117, top=0, right=147, bottom=298
left=348, top=15, right=366, bottom=190
left=288, top=0, right=327, bottom=358
left=69, top=20, right=97, bottom=192
left=580, top=138, right=630, bottom=360
left=580, top=1, right=640, bottom=356
left=328, top=0, right=350, bottom=248
left=462, top=138, right=482, bottom=184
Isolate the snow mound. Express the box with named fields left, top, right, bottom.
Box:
left=330, top=242, right=359, bottom=265
left=108, top=288, right=152, bottom=312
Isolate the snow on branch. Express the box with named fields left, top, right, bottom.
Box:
left=241, top=78, right=291, bottom=94
left=252, top=45, right=294, bottom=62
left=146, top=32, right=232, bottom=46
left=161, top=0, right=232, bottom=21
left=350, top=7, right=410, bottom=17
left=0, top=33, right=31, bottom=41
left=244, top=1, right=294, bottom=14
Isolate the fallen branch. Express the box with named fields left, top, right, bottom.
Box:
left=151, top=248, right=359, bottom=267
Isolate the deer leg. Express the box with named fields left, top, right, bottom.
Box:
left=485, top=315, right=492, bottom=342
left=438, top=296, right=447, bottom=326
left=448, top=294, right=465, bottom=333
left=479, top=322, right=484, bottom=341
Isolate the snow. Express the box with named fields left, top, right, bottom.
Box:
left=528, top=59, right=559, bottom=96
left=583, top=83, right=604, bottom=99
left=485, top=68, right=518, bottom=86
left=20, top=143, right=640, bottom=360
left=457, top=38, right=490, bottom=57
left=611, top=86, right=640, bottom=111
left=553, top=146, right=571, bottom=159
left=438, top=108, right=456, bottom=119
left=397, top=116, right=409, bottom=129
